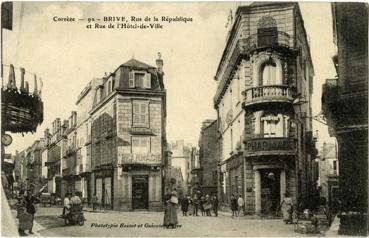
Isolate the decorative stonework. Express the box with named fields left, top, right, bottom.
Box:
left=257, top=15, right=277, bottom=29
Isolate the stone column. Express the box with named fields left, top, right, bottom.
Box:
left=255, top=169, right=261, bottom=214
left=280, top=170, right=286, bottom=202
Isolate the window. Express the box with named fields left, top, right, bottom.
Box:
left=261, top=60, right=277, bottom=85
left=134, top=72, right=145, bottom=88
left=128, top=71, right=151, bottom=89
left=132, top=100, right=149, bottom=127
left=333, top=160, right=337, bottom=175
left=132, top=137, right=150, bottom=154
left=261, top=114, right=279, bottom=137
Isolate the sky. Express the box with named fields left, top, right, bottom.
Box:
left=3, top=1, right=337, bottom=155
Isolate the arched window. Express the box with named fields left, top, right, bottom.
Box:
left=260, top=59, right=277, bottom=85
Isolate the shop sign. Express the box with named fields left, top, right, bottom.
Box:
left=118, top=153, right=161, bottom=165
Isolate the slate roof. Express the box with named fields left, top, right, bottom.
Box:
left=121, top=58, right=155, bottom=70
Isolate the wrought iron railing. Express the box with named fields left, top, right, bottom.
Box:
left=243, top=85, right=293, bottom=106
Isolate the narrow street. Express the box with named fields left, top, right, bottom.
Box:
left=22, top=207, right=307, bottom=237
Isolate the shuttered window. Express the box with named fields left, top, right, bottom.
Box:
left=132, top=100, right=149, bottom=127
left=129, top=71, right=134, bottom=88
left=144, top=73, right=151, bottom=89
left=129, top=71, right=151, bottom=89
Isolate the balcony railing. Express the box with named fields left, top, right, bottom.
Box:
left=243, top=85, right=293, bottom=108
left=244, top=137, right=296, bottom=157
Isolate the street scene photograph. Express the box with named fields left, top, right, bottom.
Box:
left=1, top=1, right=368, bottom=237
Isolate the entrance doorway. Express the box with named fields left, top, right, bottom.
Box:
left=132, top=176, right=148, bottom=210
left=260, top=169, right=280, bottom=215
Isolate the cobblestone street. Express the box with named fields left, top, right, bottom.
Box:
left=20, top=207, right=308, bottom=237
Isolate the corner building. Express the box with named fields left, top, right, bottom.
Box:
left=90, top=57, right=166, bottom=211
left=215, top=2, right=315, bottom=215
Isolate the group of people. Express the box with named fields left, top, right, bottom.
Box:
left=180, top=193, right=219, bottom=217
left=230, top=194, right=245, bottom=217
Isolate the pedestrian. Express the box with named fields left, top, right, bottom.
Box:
left=200, top=195, right=206, bottom=216
left=19, top=188, right=40, bottom=235
left=204, top=194, right=212, bottom=216
left=237, top=195, right=245, bottom=216
left=92, top=193, right=98, bottom=211
left=62, top=193, right=71, bottom=216
left=212, top=194, right=219, bottom=217
left=192, top=194, right=199, bottom=216
left=181, top=195, right=189, bottom=216
left=281, top=192, right=293, bottom=224
left=163, top=189, right=179, bottom=228
left=231, top=194, right=238, bottom=217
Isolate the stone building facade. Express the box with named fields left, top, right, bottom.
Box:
left=90, top=57, right=166, bottom=211
left=198, top=119, right=218, bottom=196
left=214, top=2, right=316, bottom=215
left=322, top=3, right=368, bottom=235
left=46, top=118, right=68, bottom=197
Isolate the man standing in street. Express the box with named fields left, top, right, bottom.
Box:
left=231, top=194, right=238, bottom=217
left=192, top=194, right=199, bottom=216
left=212, top=194, right=219, bottom=217
left=237, top=195, right=245, bottom=216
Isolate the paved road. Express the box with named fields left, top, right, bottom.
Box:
left=32, top=207, right=308, bottom=237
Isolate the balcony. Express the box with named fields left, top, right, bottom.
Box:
left=244, top=137, right=296, bottom=157
left=214, top=32, right=292, bottom=105
left=242, top=85, right=293, bottom=111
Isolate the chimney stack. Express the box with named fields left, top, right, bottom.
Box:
left=156, top=52, right=163, bottom=74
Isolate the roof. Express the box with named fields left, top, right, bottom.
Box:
left=121, top=58, right=156, bottom=70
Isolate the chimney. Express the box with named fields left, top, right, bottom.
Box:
left=156, top=52, right=163, bottom=74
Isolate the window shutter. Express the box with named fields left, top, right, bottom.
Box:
left=145, top=73, right=151, bottom=89
left=133, top=102, right=140, bottom=125
left=129, top=71, right=134, bottom=88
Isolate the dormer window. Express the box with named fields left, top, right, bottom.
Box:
left=129, top=71, right=151, bottom=89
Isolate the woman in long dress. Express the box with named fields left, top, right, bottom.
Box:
left=280, top=192, right=293, bottom=224
left=163, top=190, right=179, bottom=228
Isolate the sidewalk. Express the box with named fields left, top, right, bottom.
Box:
left=324, top=215, right=341, bottom=237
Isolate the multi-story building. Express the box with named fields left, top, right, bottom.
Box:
left=318, top=142, right=338, bottom=198
left=189, top=147, right=200, bottom=195
left=41, top=131, right=49, bottom=180
left=74, top=78, right=101, bottom=204
left=26, top=139, right=45, bottom=192
left=198, top=120, right=218, bottom=196
left=46, top=118, right=68, bottom=197
left=169, top=140, right=192, bottom=193
left=90, top=56, right=166, bottom=211
left=62, top=112, right=78, bottom=195
left=322, top=3, right=368, bottom=235
left=214, top=2, right=316, bottom=215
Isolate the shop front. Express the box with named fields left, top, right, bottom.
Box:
left=94, top=165, right=114, bottom=209
left=113, top=164, right=162, bottom=211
